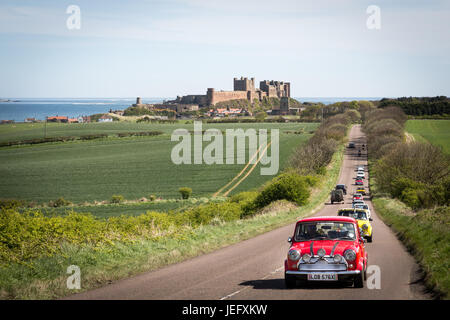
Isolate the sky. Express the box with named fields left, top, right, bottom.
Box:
left=0, top=0, right=449, bottom=98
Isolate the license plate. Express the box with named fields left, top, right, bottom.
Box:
left=307, top=273, right=338, bottom=281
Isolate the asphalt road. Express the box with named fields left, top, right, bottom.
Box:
left=68, top=125, right=429, bottom=300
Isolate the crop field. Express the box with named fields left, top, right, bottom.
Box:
left=0, top=122, right=318, bottom=204
left=405, top=120, right=450, bottom=154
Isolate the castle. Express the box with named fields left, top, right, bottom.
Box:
left=169, top=77, right=291, bottom=107
left=131, top=77, right=292, bottom=115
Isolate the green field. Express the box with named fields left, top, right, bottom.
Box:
left=0, top=122, right=318, bottom=204
left=405, top=120, right=450, bottom=154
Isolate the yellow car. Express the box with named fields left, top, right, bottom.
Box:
left=337, top=208, right=373, bottom=242
left=356, top=187, right=367, bottom=195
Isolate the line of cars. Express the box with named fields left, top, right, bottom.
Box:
left=284, top=153, right=373, bottom=288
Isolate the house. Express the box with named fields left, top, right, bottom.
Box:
left=24, top=117, right=37, bottom=123
left=46, top=116, right=68, bottom=123
left=97, top=115, right=113, bottom=122
left=209, top=108, right=244, bottom=117
left=81, top=116, right=91, bottom=123
left=68, top=118, right=79, bottom=123
left=0, top=120, right=14, bottom=124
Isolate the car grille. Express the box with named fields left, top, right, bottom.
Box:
left=298, top=259, right=347, bottom=271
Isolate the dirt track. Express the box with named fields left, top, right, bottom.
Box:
left=67, top=125, right=429, bottom=300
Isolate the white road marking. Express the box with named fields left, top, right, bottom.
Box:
left=219, top=266, right=284, bottom=300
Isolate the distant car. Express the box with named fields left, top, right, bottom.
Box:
left=285, top=216, right=368, bottom=288
left=331, top=189, right=344, bottom=204
left=348, top=142, right=355, bottom=148
left=352, top=199, right=365, bottom=208
left=335, top=184, right=347, bottom=195
left=352, top=193, right=363, bottom=201
left=356, top=187, right=367, bottom=195
left=353, top=204, right=371, bottom=219
left=355, top=179, right=364, bottom=185
left=356, top=172, right=365, bottom=179
left=356, top=166, right=365, bottom=172
left=338, top=209, right=373, bottom=242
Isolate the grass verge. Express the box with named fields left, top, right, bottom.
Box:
left=0, top=146, right=344, bottom=300
left=372, top=197, right=450, bottom=299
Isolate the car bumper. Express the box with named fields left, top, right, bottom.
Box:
left=285, top=270, right=360, bottom=281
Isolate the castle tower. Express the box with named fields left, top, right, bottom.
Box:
left=233, top=77, right=255, bottom=92
left=207, top=88, right=215, bottom=105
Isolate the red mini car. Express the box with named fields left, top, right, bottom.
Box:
left=352, top=193, right=363, bottom=201
left=285, top=216, right=368, bottom=288
left=355, top=179, right=364, bottom=186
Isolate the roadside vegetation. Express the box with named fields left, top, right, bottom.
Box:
left=363, top=106, right=449, bottom=299
left=0, top=111, right=356, bottom=299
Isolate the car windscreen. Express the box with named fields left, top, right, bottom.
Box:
left=338, top=210, right=367, bottom=220
left=295, top=221, right=356, bottom=241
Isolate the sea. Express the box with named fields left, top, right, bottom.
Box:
left=0, top=97, right=382, bottom=122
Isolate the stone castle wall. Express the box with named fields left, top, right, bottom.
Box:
left=207, top=89, right=248, bottom=105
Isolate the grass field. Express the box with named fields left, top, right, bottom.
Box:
left=405, top=120, right=450, bottom=154
left=0, top=122, right=318, bottom=204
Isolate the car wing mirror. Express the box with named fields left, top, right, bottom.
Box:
left=369, top=218, right=373, bottom=221
left=287, top=237, right=292, bottom=243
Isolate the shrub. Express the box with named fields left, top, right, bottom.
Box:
left=149, top=195, right=156, bottom=201
left=49, top=197, right=72, bottom=207
left=0, top=199, right=27, bottom=210
left=111, top=195, right=124, bottom=204
left=176, top=202, right=242, bottom=226
left=179, top=187, right=192, bottom=199
left=255, top=172, right=311, bottom=208
left=344, top=109, right=361, bottom=123
left=375, top=142, right=450, bottom=190
left=230, top=191, right=259, bottom=218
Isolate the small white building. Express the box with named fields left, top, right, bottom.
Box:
left=97, top=115, right=113, bottom=122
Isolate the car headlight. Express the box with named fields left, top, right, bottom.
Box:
left=288, top=249, right=300, bottom=261
left=302, top=253, right=311, bottom=263
left=344, top=249, right=356, bottom=262
left=333, top=254, right=342, bottom=263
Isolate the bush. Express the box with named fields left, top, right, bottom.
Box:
left=176, top=202, right=242, bottom=226
left=230, top=191, right=259, bottom=218
left=111, top=195, right=124, bottom=204
left=149, top=195, right=156, bottom=201
left=179, top=187, right=192, bottom=199
left=49, top=197, right=72, bottom=207
left=375, top=142, right=450, bottom=190
left=255, top=172, right=311, bottom=208
left=0, top=199, right=27, bottom=210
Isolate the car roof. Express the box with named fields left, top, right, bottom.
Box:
left=297, top=216, right=356, bottom=224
